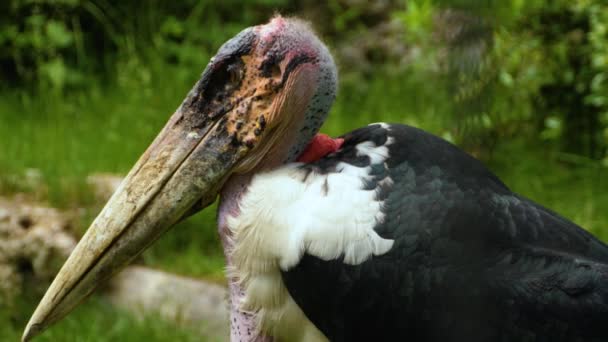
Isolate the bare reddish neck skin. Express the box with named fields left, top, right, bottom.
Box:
left=297, top=133, right=344, bottom=163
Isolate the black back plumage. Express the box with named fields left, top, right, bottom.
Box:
left=282, top=123, right=608, bottom=342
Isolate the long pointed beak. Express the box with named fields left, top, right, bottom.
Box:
left=22, top=100, right=249, bottom=341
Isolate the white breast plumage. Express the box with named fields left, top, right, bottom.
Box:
left=226, top=137, right=394, bottom=341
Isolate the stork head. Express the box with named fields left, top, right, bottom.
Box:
left=23, top=16, right=336, bottom=341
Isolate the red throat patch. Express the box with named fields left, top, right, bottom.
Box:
left=297, top=134, right=344, bottom=163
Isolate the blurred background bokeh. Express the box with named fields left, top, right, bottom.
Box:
left=1, top=0, right=607, bottom=340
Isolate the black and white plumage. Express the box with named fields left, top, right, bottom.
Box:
left=283, top=124, right=608, bottom=341
left=25, top=16, right=608, bottom=342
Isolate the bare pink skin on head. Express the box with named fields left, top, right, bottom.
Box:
left=257, top=16, right=286, bottom=42
left=254, top=15, right=320, bottom=76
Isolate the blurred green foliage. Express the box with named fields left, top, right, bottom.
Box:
left=0, top=0, right=294, bottom=91
left=397, top=0, right=608, bottom=159
left=1, top=0, right=608, bottom=339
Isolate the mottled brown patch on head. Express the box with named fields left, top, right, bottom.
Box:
left=223, top=53, right=280, bottom=151
left=220, top=47, right=312, bottom=173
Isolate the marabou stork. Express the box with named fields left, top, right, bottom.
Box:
left=24, top=16, right=608, bottom=342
